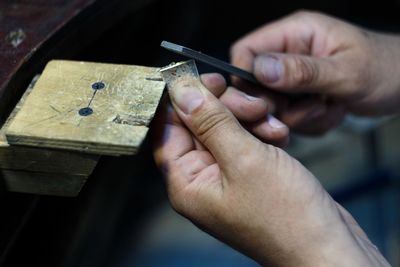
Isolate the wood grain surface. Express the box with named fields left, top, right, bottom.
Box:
left=5, top=60, right=165, bottom=155
left=0, top=74, right=99, bottom=196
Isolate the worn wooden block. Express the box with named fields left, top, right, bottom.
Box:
left=1, top=170, right=88, bottom=197
left=0, top=135, right=98, bottom=176
left=0, top=75, right=99, bottom=196
left=5, top=60, right=165, bottom=156
left=1, top=75, right=99, bottom=175
left=1, top=60, right=164, bottom=196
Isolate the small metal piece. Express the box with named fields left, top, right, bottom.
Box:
left=160, top=41, right=258, bottom=84
left=78, top=107, right=93, bottom=116
left=91, top=82, right=105, bottom=90
left=160, top=60, right=200, bottom=88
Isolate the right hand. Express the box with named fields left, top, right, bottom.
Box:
left=231, top=11, right=400, bottom=134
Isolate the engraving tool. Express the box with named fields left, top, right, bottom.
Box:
left=161, top=41, right=258, bottom=84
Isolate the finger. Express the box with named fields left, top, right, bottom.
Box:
left=201, top=73, right=269, bottom=121
left=153, top=103, right=195, bottom=172
left=229, top=21, right=287, bottom=85
left=229, top=78, right=288, bottom=115
left=199, top=79, right=290, bottom=144
left=245, top=114, right=289, bottom=148
left=193, top=136, right=207, bottom=151
left=200, top=73, right=226, bottom=97
left=279, top=97, right=328, bottom=128
left=230, top=18, right=299, bottom=71
left=292, top=104, right=345, bottom=135
left=217, top=87, right=290, bottom=146
left=280, top=102, right=346, bottom=135
left=219, top=87, right=268, bottom=122
left=230, top=11, right=316, bottom=71
left=168, top=76, right=258, bottom=175
left=164, top=149, right=220, bottom=215
left=153, top=121, right=194, bottom=170
left=253, top=53, right=342, bottom=94
left=171, top=150, right=216, bottom=184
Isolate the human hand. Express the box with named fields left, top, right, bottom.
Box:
left=231, top=11, right=400, bottom=134
left=153, top=75, right=390, bottom=266
left=156, top=73, right=290, bottom=148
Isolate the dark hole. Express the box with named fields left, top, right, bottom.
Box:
left=91, top=82, right=105, bottom=90
left=78, top=107, right=93, bottom=116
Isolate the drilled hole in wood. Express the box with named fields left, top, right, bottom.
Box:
left=91, top=82, right=105, bottom=90
left=78, top=107, right=93, bottom=116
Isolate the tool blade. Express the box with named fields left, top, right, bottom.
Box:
left=160, top=41, right=258, bottom=84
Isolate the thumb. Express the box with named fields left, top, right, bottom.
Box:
left=254, top=54, right=339, bottom=93
left=168, top=77, right=257, bottom=170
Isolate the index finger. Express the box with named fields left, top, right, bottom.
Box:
left=230, top=13, right=315, bottom=71
left=230, top=21, right=286, bottom=71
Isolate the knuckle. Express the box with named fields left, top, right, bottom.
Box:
left=291, top=10, right=324, bottom=25
left=230, top=42, right=239, bottom=56
left=289, top=57, right=318, bottom=87
left=194, top=107, right=233, bottom=145
left=292, top=9, right=313, bottom=18
left=292, top=9, right=308, bottom=17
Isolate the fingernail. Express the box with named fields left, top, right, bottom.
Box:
left=267, top=114, right=287, bottom=129
left=241, top=92, right=258, bottom=102
left=169, top=85, right=204, bottom=114
left=256, top=56, right=283, bottom=83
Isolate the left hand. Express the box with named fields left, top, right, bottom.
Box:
left=154, top=73, right=290, bottom=148
left=152, top=74, right=389, bottom=266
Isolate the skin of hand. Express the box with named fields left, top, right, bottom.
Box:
left=231, top=11, right=400, bottom=135
left=153, top=74, right=391, bottom=267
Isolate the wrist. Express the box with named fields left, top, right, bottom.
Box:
left=255, top=205, right=377, bottom=267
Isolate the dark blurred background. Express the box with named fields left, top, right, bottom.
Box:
left=1, top=0, right=399, bottom=266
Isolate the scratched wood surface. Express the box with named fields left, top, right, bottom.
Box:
left=0, top=75, right=99, bottom=196
left=5, top=60, right=165, bottom=155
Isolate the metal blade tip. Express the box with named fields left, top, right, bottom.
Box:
left=160, top=41, right=184, bottom=52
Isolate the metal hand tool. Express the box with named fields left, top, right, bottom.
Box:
left=160, top=41, right=258, bottom=84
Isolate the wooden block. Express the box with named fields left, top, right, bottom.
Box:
left=0, top=75, right=98, bottom=176
left=0, top=74, right=99, bottom=196
left=1, top=170, right=88, bottom=197
left=5, top=60, right=165, bottom=156
left=0, top=141, right=98, bottom=176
